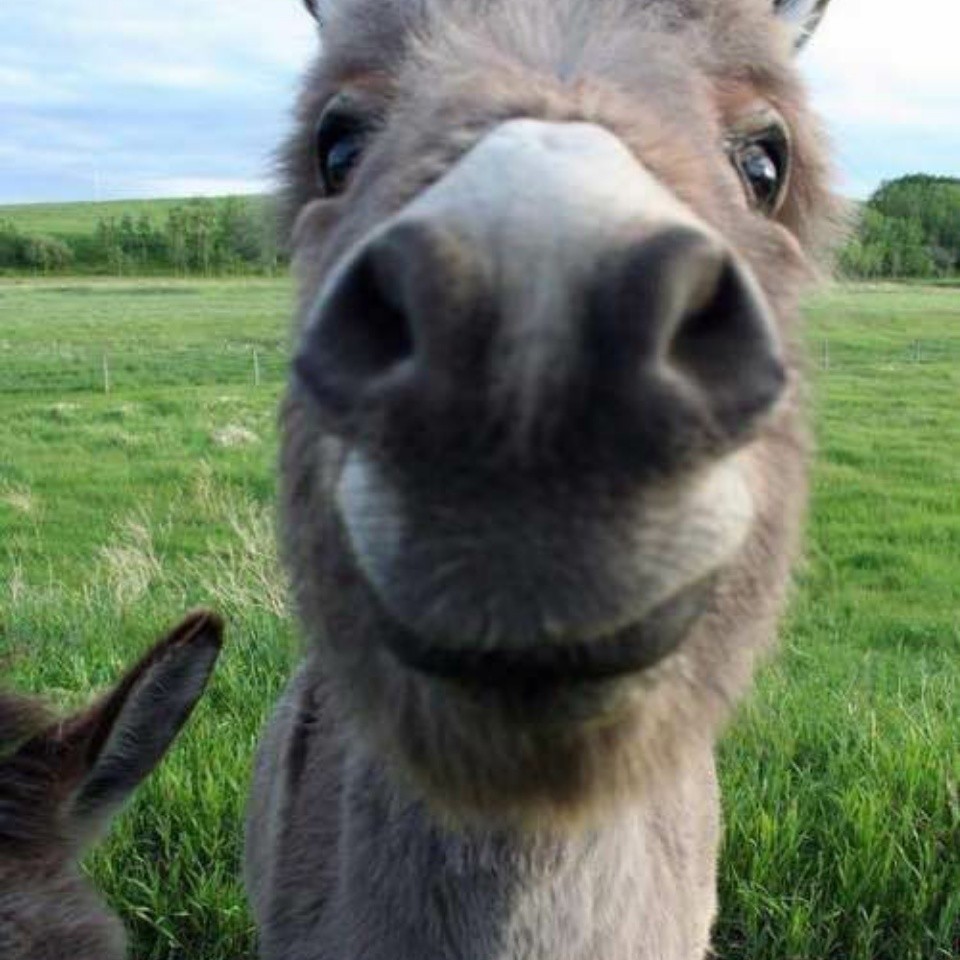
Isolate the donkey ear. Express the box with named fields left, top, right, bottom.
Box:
left=773, top=0, right=831, bottom=51
left=0, top=694, right=50, bottom=751
left=60, top=611, right=224, bottom=841
left=303, top=0, right=324, bottom=23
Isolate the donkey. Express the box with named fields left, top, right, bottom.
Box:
left=0, top=611, right=223, bottom=960
left=247, top=0, right=837, bottom=957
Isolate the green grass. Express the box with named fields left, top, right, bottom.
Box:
left=0, top=196, right=266, bottom=238
left=1, top=278, right=958, bottom=959
left=718, top=283, right=960, bottom=960
left=0, top=277, right=292, bottom=958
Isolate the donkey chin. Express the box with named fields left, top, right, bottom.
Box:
left=321, top=441, right=761, bottom=824
left=337, top=443, right=755, bottom=681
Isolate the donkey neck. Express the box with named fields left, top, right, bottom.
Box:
left=324, top=745, right=718, bottom=960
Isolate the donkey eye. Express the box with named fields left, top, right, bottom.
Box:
left=315, top=105, right=372, bottom=197
left=728, top=122, right=791, bottom=216
left=320, top=132, right=366, bottom=195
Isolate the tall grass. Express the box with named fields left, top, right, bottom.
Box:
left=1, top=278, right=958, bottom=959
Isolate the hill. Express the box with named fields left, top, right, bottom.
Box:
left=0, top=196, right=269, bottom=239
left=0, top=195, right=281, bottom=276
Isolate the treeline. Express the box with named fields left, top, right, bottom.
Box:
left=4, top=177, right=958, bottom=280
left=839, top=175, right=960, bottom=279
left=0, top=197, right=283, bottom=276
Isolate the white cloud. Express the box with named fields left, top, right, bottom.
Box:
left=0, top=0, right=318, bottom=202
left=104, top=62, right=239, bottom=92
left=1, top=0, right=957, bottom=203
left=138, top=176, right=269, bottom=197
left=804, top=0, right=960, bottom=90
left=0, top=65, right=84, bottom=107
left=801, top=0, right=960, bottom=194
left=28, top=0, right=318, bottom=78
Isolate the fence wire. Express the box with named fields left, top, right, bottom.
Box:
left=0, top=342, right=289, bottom=395
left=4, top=337, right=960, bottom=397
left=811, top=338, right=960, bottom=373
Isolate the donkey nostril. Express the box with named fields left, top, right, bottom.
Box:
left=666, top=243, right=786, bottom=434
left=295, top=234, right=418, bottom=418
left=601, top=226, right=786, bottom=444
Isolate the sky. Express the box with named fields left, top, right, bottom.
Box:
left=0, top=0, right=957, bottom=205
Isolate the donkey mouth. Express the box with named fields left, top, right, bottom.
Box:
left=381, top=576, right=712, bottom=686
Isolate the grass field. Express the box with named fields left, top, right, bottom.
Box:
left=1, top=277, right=958, bottom=959
left=0, top=195, right=268, bottom=239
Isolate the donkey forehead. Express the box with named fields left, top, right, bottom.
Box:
left=318, top=0, right=793, bottom=79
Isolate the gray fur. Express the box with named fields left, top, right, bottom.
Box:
left=249, top=660, right=721, bottom=959
left=0, top=612, right=223, bottom=960
left=774, top=0, right=832, bottom=48
left=249, top=1, right=837, bottom=958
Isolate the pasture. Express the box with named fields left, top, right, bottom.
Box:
left=1, top=277, right=958, bottom=959
left=0, top=196, right=263, bottom=239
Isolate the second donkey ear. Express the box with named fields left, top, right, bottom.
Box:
left=773, top=0, right=832, bottom=50
left=58, top=611, right=224, bottom=843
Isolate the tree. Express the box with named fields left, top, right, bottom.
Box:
left=22, top=235, right=74, bottom=274
left=166, top=207, right=189, bottom=274
left=0, top=197, right=286, bottom=276
left=839, top=175, right=960, bottom=279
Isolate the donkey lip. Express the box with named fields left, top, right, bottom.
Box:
left=381, top=576, right=713, bottom=686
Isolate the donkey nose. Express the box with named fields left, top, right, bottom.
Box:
left=592, top=226, right=786, bottom=444
left=295, top=119, right=787, bottom=469
left=296, top=218, right=784, bottom=459
left=294, top=220, right=473, bottom=423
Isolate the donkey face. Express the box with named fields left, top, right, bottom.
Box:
left=0, top=612, right=223, bottom=960
left=281, top=0, right=834, bottom=820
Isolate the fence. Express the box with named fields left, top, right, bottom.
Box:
left=811, top=337, right=960, bottom=374
left=4, top=337, right=960, bottom=398
left=0, top=341, right=289, bottom=396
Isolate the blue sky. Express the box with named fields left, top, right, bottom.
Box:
left=1, top=0, right=956, bottom=205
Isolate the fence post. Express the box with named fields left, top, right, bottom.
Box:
left=102, top=353, right=111, bottom=394
left=913, top=339, right=921, bottom=363
left=821, top=340, right=829, bottom=371
left=254, top=350, right=261, bottom=387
